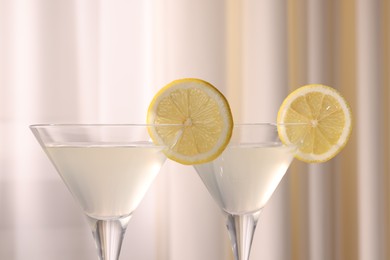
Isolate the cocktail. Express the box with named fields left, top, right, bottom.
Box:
left=194, top=123, right=297, bottom=260
left=30, top=124, right=168, bottom=260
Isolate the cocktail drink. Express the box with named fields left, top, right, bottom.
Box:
left=30, top=124, right=168, bottom=260
left=194, top=124, right=297, bottom=260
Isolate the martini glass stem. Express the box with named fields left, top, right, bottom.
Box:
left=87, top=215, right=132, bottom=260
left=226, top=211, right=261, bottom=260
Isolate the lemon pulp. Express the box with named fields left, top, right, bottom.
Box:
left=147, top=78, right=233, bottom=165
left=277, top=84, right=352, bottom=163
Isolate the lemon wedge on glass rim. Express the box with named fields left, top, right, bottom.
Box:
left=147, top=78, right=233, bottom=165
left=277, top=84, right=352, bottom=163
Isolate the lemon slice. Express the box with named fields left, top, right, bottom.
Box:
left=147, top=78, right=233, bottom=165
left=277, top=84, right=352, bottom=163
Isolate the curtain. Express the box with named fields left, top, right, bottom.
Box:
left=0, top=0, right=388, bottom=260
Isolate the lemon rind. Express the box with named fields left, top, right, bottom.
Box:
left=147, top=78, right=233, bottom=165
left=277, top=84, right=352, bottom=163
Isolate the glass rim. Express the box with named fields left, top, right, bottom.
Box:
left=29, top=123, right=183, bottom=128
left=233, top=122, right=306, bottom=127
left=30, top=122, right=307, bottom=128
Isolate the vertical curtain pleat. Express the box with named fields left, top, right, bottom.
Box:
left=288, top=1, right=310, bottom=260
left=335, top=0, right=359, bottom=259
left=225, top=0, right=243, bottom=122
left=333, top=1, right=359, bottom=259
left=384, top=0, right=390, bottom=258
left=74, top=1, right=99, bottom=122
left=98, top=1, right=154, bottom=123
left=357, top=0, right=386, bottom=259
left=306, top=1, right=335, bottom=260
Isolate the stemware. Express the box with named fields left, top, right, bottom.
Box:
left=30, top=124, right=168, bottom=260
left=194, top=123, right=298, bottom=260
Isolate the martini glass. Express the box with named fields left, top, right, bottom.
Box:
left=194, top=123, right=299, bottom=260
left=30, top=124, right=168, bottom=260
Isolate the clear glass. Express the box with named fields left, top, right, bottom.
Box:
left=194, top=123, right=298, bottom=260
left=30, top=124, right=169, bottom=260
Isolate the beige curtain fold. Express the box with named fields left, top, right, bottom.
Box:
left=288, top=1, right=389, bottom=260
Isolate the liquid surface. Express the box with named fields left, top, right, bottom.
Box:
left=195, top=144, right=294, bottom=214
left=45, top=144, right=166, bottom=219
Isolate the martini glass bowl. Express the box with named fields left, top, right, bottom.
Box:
left=30, top=124, right=168, bottom=260
left=194, top=123, right=298, bottom=260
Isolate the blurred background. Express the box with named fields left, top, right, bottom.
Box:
left=0, top=0, right=389, bottom=259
